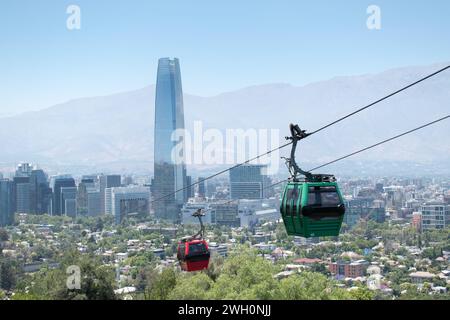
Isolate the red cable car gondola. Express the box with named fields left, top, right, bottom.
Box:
left=177, top=210, right=210, bottom=272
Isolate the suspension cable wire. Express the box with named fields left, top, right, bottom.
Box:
left=151, top=65, right=450, bottom=204
left=150, top=141, right=292, bottom=204
left=309, top=65, right=450, bottom=136
left=308, top=115, right=450, bottom=172
left=182, top=179, right=288, bottom=239
left=187, top=115, right=449, bottom=228
left=197, top=179, right=288, bottom=215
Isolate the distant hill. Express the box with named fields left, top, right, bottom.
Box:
left=0, top=62, right=449, bottom=176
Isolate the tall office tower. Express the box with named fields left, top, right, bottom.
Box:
left=99, top=175, right=121, bottom=214
left=13, top=176, right=31, bottom=213
left=30, top=169, right=51, bottom=214
left=229, top=165, right=267, bottom=200
left=15, top=162, right=33, bottom=177
left=61, top=187, right=77, bottom=216
left=76, top=177, right=96, bottom=216
left=13, top=163, right=32, bottom=214
left=153, top=57, right=187, bottom=222
left=87, top=189, right=102, bottom=217
left=105, top=188, right=113, bottom=215
left=185, top=176, right=194, bottom=200
left=52, top=176, right=76, bottom=216
left=0, top=179, right=15, bottom=227
left=197, top=177, right=206, bottom=199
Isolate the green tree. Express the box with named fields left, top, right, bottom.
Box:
left=15, top=251, right=116, bottom=300
left=0, top=228, right=9, bottom=242
left=0, top=260, right=18, bottom=291
left=145, top=268, right=177, bottom=300
left=168, top=273, right=213, bottom=300
left=207, top=249, right=278, bottom=299
left=348, top=287, right=375, bottom=300
left=276, top=272, right=351, bottom=300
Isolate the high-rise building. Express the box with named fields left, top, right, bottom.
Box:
left=61, top=187, right=77, bottom=216
left=153, top=57, right=187, bottom=222
left=105, top=188, right=113, bottom=215
left=65, top=199, right=77, bottom=218
left=52, top=176, right=76, bottom=216
left=99, top=175, right=121, bottom=215
left=111, top=186, right=150, bottom=224
left=198, top=177, right=206, bottom=198
left=87, top=189, right=102, bottom=217
left=186, top=176, right=194, bottom=200
left=0, top=179, right=15, bottom=227
left=12, top=165, right=51, bottom=215
left=229, top=165, right=267, bottom=200
left=13, top=176, right=31, bottom=214
left=76, top=177, right=96, bottom=216
left=12, top=163, right=33, bottom=214
left=420, top=201, right=450, bottom=231
left=211, top=202, right=240, bottom=227
left=29, top=169, right=52, bottom=214
left=15, top=163, right=33, bottom=177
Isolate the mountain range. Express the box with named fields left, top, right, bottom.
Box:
left=1, top=62, right=449, bottom=176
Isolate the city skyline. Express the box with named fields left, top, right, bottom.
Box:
left=1, top=0, right=450, bottom=304
left=0, top=60, right=448, bottom=177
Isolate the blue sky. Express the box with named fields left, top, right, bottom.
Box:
left=1, top=0, right=450, bottom=115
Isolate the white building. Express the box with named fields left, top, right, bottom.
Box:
left=105, top=188, right=113, bottom=215
left=238, top=199, right=279, bottom=227
left=255, top=208, right=279, bottom=222
left=208, top=242, right=228, bottom=257
left=181, top=199, right=212, bottom=225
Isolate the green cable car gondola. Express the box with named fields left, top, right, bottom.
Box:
left=280, top=124, right=346, bottom=238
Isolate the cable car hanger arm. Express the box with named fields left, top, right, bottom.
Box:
left=284, top=123, right=312, bottom=181
left=285, top=123, right=337, bottom=183
left=192, top=209, right=206, bottom=239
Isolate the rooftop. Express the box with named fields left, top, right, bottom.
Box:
left=409, top=271, right=436, bottom=279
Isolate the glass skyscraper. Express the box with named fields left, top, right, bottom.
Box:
left=52, top=176, right=76, bottom=216
left=229, top=165, right=267, bottom=200
left=153, top=58, right=187, bottom=222
left=0, top=179, right=14, bottom=227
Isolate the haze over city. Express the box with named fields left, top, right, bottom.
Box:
left=0, top=0, right=449, bottom=306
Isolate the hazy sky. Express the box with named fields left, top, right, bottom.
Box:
left=1, top=0, right=450, bottom=116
